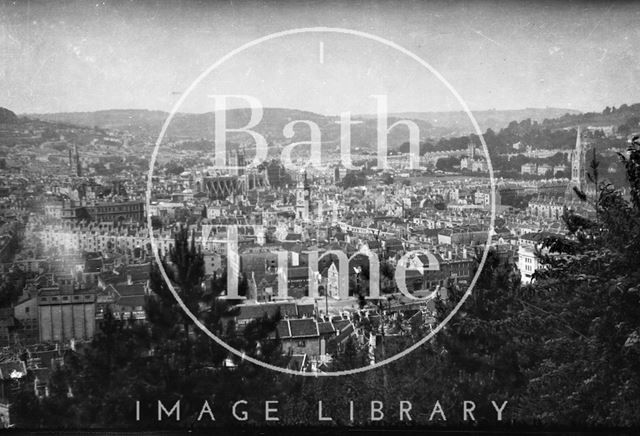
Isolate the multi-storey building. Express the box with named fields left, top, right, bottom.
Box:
left=37, top=287, right=96, bottom=343
left=517, top=232, right=558, bottom=284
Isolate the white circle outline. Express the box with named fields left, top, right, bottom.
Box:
left=146, top=27, right=496, bottom=377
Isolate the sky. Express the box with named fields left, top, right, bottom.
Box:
left=1, top=0, right=639, bottom=115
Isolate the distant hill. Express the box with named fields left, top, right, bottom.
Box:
left=540, top=103, right=640, bottom=131
left=28, top=104, right=640, bottom=152
left=0, top=107, right=18, bottom=124
left=26, top=108, right=434, bottom=151
left=370, top=108, right=582, bottom=134
left=27, top=107, right=583, bottom=147
left=26, top=109, right=170, bottom=134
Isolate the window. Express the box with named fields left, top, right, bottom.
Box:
left=25, top=307, right=29, bottom=313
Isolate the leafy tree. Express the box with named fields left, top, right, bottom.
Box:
left=515, top=137, right=640, bottom=425
left=164, top=161, right=185, bottom=175
left=435, top=156, right=459, bottom=172
left=341, top=171, right=367, bottom=188
left=418, top=249, right=524, bottom=423
left=381, top=173, right=394, bottom=185
left=0, top=267, right=26, bottom=307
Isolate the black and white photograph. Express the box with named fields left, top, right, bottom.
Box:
left=1, top=0, right=640, bottom=432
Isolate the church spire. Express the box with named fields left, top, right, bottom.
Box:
left=74, top=143, right=82, bottom=177
left=565, top=126, right=585, bottom=200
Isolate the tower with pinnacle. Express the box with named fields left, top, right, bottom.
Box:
left=565, top=127, right=586, bottom=200
left=295, top=171, right=310, bottom=221
left=69, top=143, right=82, bottom=177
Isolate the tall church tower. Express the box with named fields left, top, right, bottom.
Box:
left=70, top=144, right=81, bottom=177
left=566, top=127, right=586, bottom=200
left=467, top=142, right=475, bottom=160
left=296, top=171, right=310, bottom=221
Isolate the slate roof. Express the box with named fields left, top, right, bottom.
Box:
left=27, top=349, right=63, bottom=369
left=236, top=302, right=297, bottom=320
left=113, top=283, right=146, bottom=297
left=99, top=271, right=124, bottom=286
left=332, top=319, right=351, bottom=332
left=85, top=257, right=103, bottom=273
left=285, top=233, right=302, bottom=241
left=125, top=263, right=151, bottom=281
left=115, top=295, right=146, bottom=309
left=317, top=321, right=336, bottom=335
left=520, top=231, right=560, bottom=242
left=334, top=323, right=355, bottom=344
left=297, top=303, right=314, bottom=318
left=289, top=318, right=319, bottom=338
left=275, top=320, right=291, bottom=339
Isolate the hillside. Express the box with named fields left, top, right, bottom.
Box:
left=379, top=108, right=582, bottom=134
left=26, top=107, right=582, bottom=148
left=24, top=104, right=640, bottom=153
left=0, top=108, right=18, bottom=124
left=26, top=108, right=434, bottom=151
left=540, top=103, right=640, bottom=132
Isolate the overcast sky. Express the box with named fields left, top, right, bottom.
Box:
left=1, top=0, right=639, bottom=115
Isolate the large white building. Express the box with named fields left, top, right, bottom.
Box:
left=518, top=232, right=557, bottom=284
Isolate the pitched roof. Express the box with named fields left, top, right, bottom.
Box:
left=275, top=320, right=291, bottom=339
left=124, top=263, right=151, bottom=281
left=334, top=323, right=355, bottom=344
left=28, top=349, right=63, bottom=369
left=317, top=321, right=336, bottom=335
left=85, top=257, right=103, bottom=273
left=285, top=233, right=302, bottom=241
left=115, top=295, right=146, bottom=309
left=113, top=283, right=146, bottom=297
left=332, top=319, right=351, bottom=333
left=289, top=318, right=319, bottom=338
left=520, top=231, right=559, bottom=242
left=236, top=302, right=297, bottom=320
left=297, top=303, right=314, bottom=318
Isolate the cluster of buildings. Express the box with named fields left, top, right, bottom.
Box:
left=0, top=112, right=606, bottom=418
